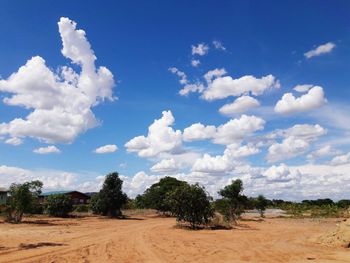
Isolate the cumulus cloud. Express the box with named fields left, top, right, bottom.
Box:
left=263, top=164, right=301, bottom=182
left=274, top=86, right=326, bottom=114
left=125, top=111, right=182, bottom=158
left=191, top=59, right=200, bottom=67
left=150, top=158, right=179, bottom=173
left=33, top=145, right=61, bottom=154
left=191, top=43, right=209, bottom=56
left=183, top=123, right=216, bottom=142
left=94, top=144, right=118, bottom=154
left=202, top=71, right=280, bottom=100
left=219, top=95, right=260, bottom=116
left=307, top=145, right=339, bottom=160
left=304, top=42, right=336, bottom=59
left=169, top=67, right=204, bottom=96
left=0, top=17, right=115, bottom=144
left=330, top=152, right=350, bottom=166
left=212, top=40, right=226, bottom=51
left=267, top=137, right=309, bottom=163
left=293, top=84, right=313, bottom=93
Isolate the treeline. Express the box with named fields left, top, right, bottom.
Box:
left=2, top=172, right=349, bottom=227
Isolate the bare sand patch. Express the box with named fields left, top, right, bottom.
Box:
left=0, top=213, right=349, bottom=263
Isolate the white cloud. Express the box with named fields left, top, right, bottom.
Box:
left=150, top=158, right=179, bottom=173
left=33, top=145, right=61, bottom=154
left=263, top=164, right=301, bottom=182
left=191, top=43, right=209, bottom=56
left=212, top=40, right=226, bottom=51
left=125, top=110, right=182, bottom=158
left=213, top=115, right=265, bottom=145
left=169, top=67, right=204, bottom=96
left=267, top=137, right=309, bottom=163
left=191, top=59, right=200, bottom=67
left=219, top=95, right=260, bottom=116
left=274, top=86, right=326, bottom=114
left=282, top=124, right=327, bottom=141
left=307, top=145, right=339, bottom=160
left=202, top=71, right=280, bottom=100
left=94, top=144, right=118, bottom=154
left=5, top=137, right=23, bottom=146
left=330, top=152, right=350, bottom=166
left=304, top=42, right=336, bottom=59
left=0, top=17, right=115, bottom=144
left=293, top=84, right=313, bottom=93
left=183, top=123, right=216, bottom=142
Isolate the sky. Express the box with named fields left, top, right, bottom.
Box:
left=1, top=0, right=350, bottom=200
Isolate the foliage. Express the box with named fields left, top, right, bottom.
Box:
left=137, top=177, right=188, bottom=213
left=254, top=195, right=269, bottom=217
left=217, top=179, right=247, bottom=224
left=337, top=199, right=350, bottom=209
left=74, top=204, right=89, bottom=213
left=6, top=180, right=43, bottom=223
left=45, top=194, right=73, bottom=217
left=166, top=183, right=214, bottom=229
left=122, top=198, right=138, bottom=210
left=91, top=172, right=128, bottom=217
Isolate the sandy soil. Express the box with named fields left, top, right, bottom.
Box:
left=0, top=212, right=349, bottom=263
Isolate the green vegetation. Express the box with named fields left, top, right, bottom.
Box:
left=135, top=177, right=187, bottom=214
left=166, top=183, right=213, bottom=229
left=45, top=194, right=73, bottom=217
left=254, top=195, right=269, bottom=217
left=91, top=172, right=128, bottom=217
left=5, top=180, right=43, bottom=223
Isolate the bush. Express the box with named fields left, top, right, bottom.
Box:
left=91, top=172, right=128, bottom=217
left=217, top=179, right=247, bottom=224
left=254, top=195, right=269, bottom=217
left=6, top=180, right=43, bottom=223
left=45, top=194, right=73, bottom=217
left=74, top=204, right=89, bottom=213
left=137, top=177, right=188, bottom=213
left=166, top=183, right=213, bottom=229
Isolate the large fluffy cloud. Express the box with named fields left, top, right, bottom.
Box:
left=125, top=111, right=182, bottom=158
left=274, top=86, right=326, bottom=114
left=0, top=17, right=115, bottom=144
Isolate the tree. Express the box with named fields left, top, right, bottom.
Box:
left=139, top=177, right=188, bottom=213
left=254, top=195, right=269, bottom=217
left=166, top=183, right=213, bottom=229
left=45, top=194, right=73, bottom=217
left=6, top=180, right=43, bottom=223
left=91, top=172, right=127, bottom=217
left=217, top=179, right=247, bottom=224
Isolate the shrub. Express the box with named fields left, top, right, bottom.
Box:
left=217, top=179, right=247, bottom=224
left=6, top=180, right=43, bottom=223
left=91, top=172, right=128, bottom=217
left=254, top=195, right=269, bottom=217
left=74, top=204, right=89, bottom=213
left=137, top=177, right=188, bottom=213
left=167, top=183, right=213, bottom=229
left=45, top=194, right=73, bottom=217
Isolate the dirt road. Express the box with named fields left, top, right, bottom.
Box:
left=0, top=214, right=349, bottom=263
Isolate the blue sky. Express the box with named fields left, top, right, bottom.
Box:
left=1, top=0, right=350, bottom=200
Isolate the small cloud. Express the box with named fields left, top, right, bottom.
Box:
left=304, top=42, right=336, bottom=59
left=293, top=84, right=313, bottom=93
left=33, top=145, right=61, bottom=154
left=5, top=137, right=23, bottom=146
left=191, top=59, right=200, bottom=67
left=191, top=43, right=209, bottom=56
left=212, top=40, right=226, bottom=51
left=94, top=144, right=118, bottom=154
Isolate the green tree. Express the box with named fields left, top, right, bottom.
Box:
left=6, top=180, right=43, bottom=223
left=139, top=177, right=188, bottom=213
left=217, top=179, right=247, bottom=224
left=91, top=172, right=127, bottom=217
left=254, top=195, right=269, bottom=217
left=166, top=183, right=213, bottom=229
left=45, top=194, right=73, bottom=217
